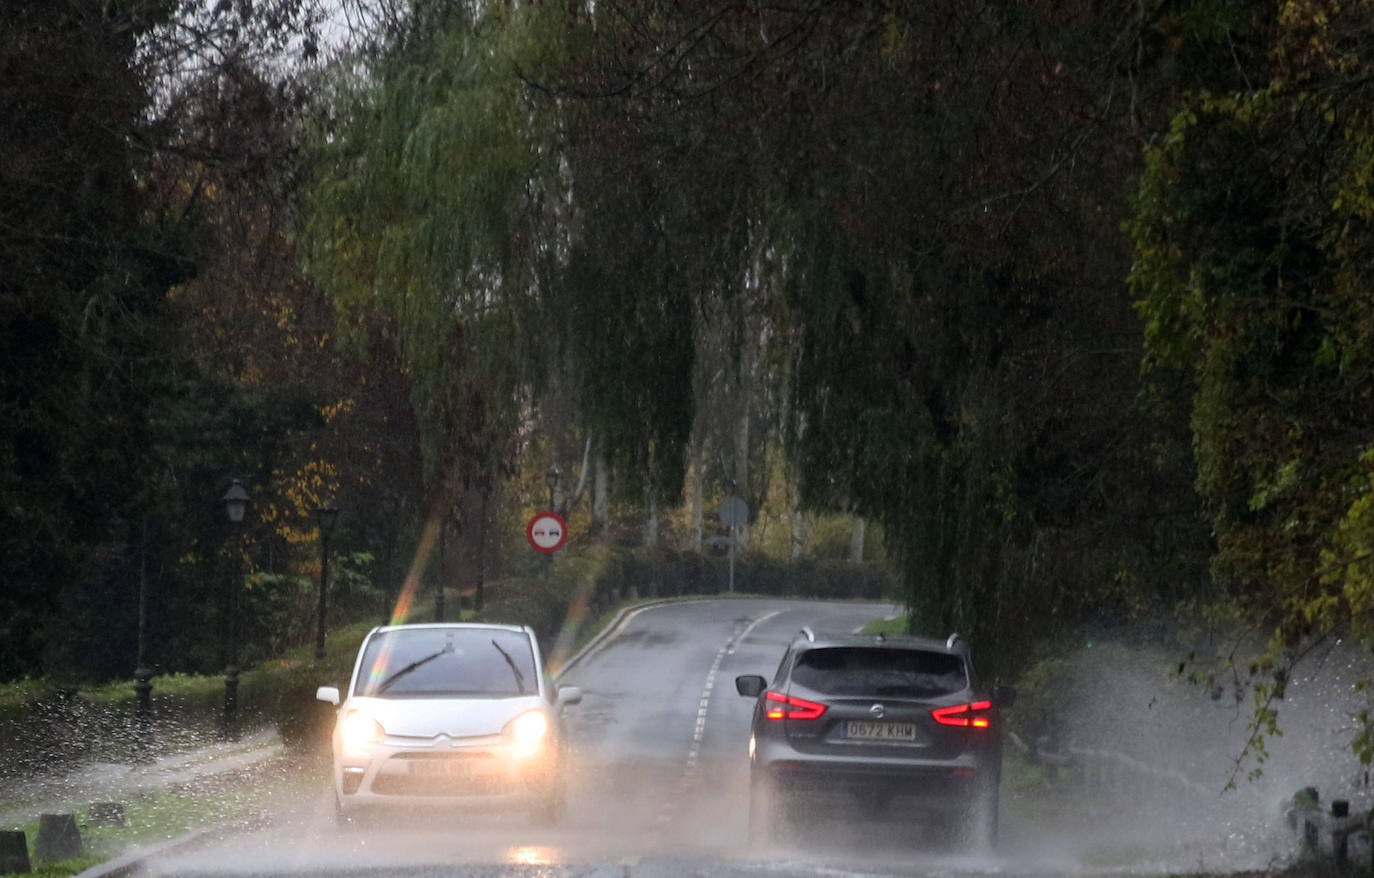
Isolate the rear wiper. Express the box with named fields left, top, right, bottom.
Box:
left=377, top=646, right=450, bottom=693
left=490, top=639, right=526, bottom=694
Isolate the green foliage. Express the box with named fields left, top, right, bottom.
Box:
left=301, top=9, right=563, bottom=488
left=1129, top=0, right=1374, bottom=771
left=297, top=0, right=1219, bottom=694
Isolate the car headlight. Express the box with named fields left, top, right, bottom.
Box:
left=339, top=709, right=385, bottom=759
left=505, top=710, right=549, bottom=759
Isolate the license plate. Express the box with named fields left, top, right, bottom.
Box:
left=408, top=759, right=492, bottom=778
left=845, top=721, right=916, bottom=741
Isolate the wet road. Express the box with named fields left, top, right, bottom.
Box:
left=128, top=597, right=1296, bottom=877
left=136, top=597, right=1052, bottom=876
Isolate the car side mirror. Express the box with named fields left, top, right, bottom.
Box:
left=992, top=685, right=1016, bottom=708
left=735, top=674, right=766, bottom=698
left=315, top=685, right=340, bottom=706
left=555, top=685, right=582, bottom=707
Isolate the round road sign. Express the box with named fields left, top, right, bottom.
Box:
left=718, top=496, right=749, bottom=527
left=527, top=511, right=568, bottom=553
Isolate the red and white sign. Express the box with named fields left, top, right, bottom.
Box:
left=526, top=511, right=568, bottom=553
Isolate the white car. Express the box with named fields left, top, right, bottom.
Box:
left=315, top=622, right=581, bottom=824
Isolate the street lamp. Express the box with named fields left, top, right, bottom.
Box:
left=133, top=517, right=153, bottom=761
left=545, top=464, right=561, bottom=512
left=221, top=479, right=250, bottom=739
left=314, top=504, right=340, bottom=659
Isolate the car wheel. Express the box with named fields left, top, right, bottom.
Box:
left=333, top=792, right=355, bottom=829
left=748, top=778, right=785, bottom=843
left=964, top=787, right=999, bottom=852
left=531, top=786, right=564, bottom=827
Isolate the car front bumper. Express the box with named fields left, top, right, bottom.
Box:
left=333, top=738, right=560, bottom=812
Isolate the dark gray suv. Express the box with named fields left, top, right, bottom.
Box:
left=735, top=629, right=1014, bottom=849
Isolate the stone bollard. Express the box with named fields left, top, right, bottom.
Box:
left=0, top=830, right=31, bottom=873
left=33, top=813, right=81, bottom=862
left=88, top=802, right=127, bottom=827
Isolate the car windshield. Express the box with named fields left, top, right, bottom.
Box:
left=353, top=628, right=538, bottom=698
left=790, top=646, right=967, bottom=697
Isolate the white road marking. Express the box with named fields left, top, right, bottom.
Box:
left=657, top=619, right=746, bottom=824
left=728, top=609, right=783, bottom=654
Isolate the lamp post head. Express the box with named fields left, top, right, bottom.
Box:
left=545, top=464, right=561, bottom=491
left=222, top=479, right=251, bottom=523
left=315, top=504, right=340, bottom=534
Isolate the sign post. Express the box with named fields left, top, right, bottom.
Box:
left=718, top=496, right=748, bottom=593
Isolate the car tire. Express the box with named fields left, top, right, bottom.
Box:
left=965, top=787, right=999, bottom=852
left=748, top=778, right=785, bottom=843
left=531, top=786, right=564, bottom=827
left=333, top=793, right=355, bottom=830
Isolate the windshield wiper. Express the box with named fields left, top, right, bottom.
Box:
left=376, top=646, right=450, bottom=693
left=490, top=639, right=526, bottom=694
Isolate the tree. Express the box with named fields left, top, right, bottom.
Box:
left=301, top=0, right=1215, bottom=683
left=1131, top=0, right=1374, bottom=771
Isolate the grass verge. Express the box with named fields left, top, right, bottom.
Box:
left=4, top=751, right=325, bottom=878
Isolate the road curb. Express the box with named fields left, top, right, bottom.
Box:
left=73, top=813, right=271, bottom=878
left=553, top=597, right=690, bottom=681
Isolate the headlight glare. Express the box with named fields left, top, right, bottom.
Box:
left=339, top=710, right=384, bottom=758
left=510, top=710, right=549, bottom=744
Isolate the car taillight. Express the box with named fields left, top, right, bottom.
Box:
left=764, top=690, right=827, bottom=720
left=931, top=700, right=993, bottom=728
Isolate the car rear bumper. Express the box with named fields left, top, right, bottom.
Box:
left=753, top=746, right=997, bottom=813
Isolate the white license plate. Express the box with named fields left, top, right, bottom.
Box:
left=845, top=721, right=917, bottom=741
left=408, top=759, right=492, bottom=778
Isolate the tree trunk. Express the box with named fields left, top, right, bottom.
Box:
left=790, top=484, right=806, bottom=559
left=592, top=453, right=609, bottom=539
left=644, top=491, right=659, bottom=547
left=688, top=433, right=706, bottom=552
left=849, top=517, right=867, bottom=565
left=734, top=406, right=750, bottom=548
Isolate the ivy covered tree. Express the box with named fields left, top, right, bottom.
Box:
left=1131, top=0, right=1374, bottom=768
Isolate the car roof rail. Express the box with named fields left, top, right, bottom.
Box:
left=945, top=632, right=962, bottom=649
left=800, top=626, right=815, bottom=642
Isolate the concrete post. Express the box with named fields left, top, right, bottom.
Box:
left=0, top=830, right=30, bottom=873
left=34, top=813, right=80, bottom=862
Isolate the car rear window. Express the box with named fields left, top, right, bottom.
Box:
left=790, top=647, right=967, bottom=697
left=353, top=627, right=538, bottom=698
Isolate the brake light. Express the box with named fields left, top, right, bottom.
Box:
left=931, top=700, right=993, bottom=728
left=763, top=690, right=827, bottom=720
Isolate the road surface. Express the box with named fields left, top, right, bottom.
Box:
left=126, top=597, right=1302, bottom=876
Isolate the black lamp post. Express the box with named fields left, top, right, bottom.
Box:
left=545, top=464, right=561, bottom=512
left=314, top=504, right=340, bottom=659
left=221, top=479, right=250, bottom=739
left=133, top=517, right=153, bottom=761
